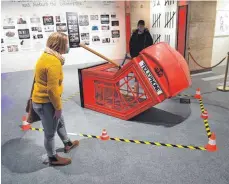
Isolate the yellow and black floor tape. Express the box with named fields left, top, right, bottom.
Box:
left=198, top=99, right=212, bottom=138
left=30, top=127, right=206, bottom=151
left=177, top=93, right=213, bottom=139
left=28, top=91, right=212, bottom=151
left=62, top=92, right=79, bottom=103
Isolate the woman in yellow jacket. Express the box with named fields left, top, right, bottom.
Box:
left=32, top=32, right=79, bottom=166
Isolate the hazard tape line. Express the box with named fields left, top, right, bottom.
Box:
left=198, top=98, right=212, bottom=138
left=29, top=128, right=206, bottom=151
left=62, top=92, right=79, bottom=103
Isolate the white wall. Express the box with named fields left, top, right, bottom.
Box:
left=130, top=1, right=150, bottom=32
left=1, top=1, right=126, bottom=73
left=211, top=0, right=229, bottom=67
left=150, top=0, right=178, bottom=48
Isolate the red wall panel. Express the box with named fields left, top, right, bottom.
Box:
left=177, top=6, right=188, bottom=57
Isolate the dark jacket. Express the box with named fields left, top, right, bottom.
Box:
left=129, top=28, right=153, bottom=58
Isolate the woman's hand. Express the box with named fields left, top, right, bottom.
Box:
left=53, top=109, right=62, bottom=119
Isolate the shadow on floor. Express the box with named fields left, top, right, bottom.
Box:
left=1, top=138, right=48, bottom=173
left=72, top=96, right=190, bottom=127
left=130, top=107, right=188, bottom=127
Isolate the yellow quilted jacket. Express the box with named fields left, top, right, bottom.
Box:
left=32, top=52, right=63, bottom=110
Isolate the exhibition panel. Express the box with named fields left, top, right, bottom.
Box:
left=1, top=1, right=126, bottom=72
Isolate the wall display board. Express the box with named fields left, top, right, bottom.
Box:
left=150, top=0, right=178, bottom=48
left=43, top=15, right=55, bottom=34
left=215, top=10, right=229, bottom=36
left=2, top=16, right=19, bottom=53
left=80, top=26, right=90, bottom=45
left=55, top=13, right=68, bottom=33
left=30, top=15, right=45, bottom=51
left=66, top=12, right=80, bottom=48
left=1, top=0, right=126, bottom=73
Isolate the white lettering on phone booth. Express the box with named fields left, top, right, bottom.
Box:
left=139, top=60, right=163, bottom=95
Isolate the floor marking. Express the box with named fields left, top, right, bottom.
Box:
left=23, top=91, right=216, bottom=152
left=202, top=75, right=228, bottom=81
left=191, top=71, right=213, bottom=77
left=62, top=92, right=80, bottom=103
left=27, top=127, right=206, bottom=151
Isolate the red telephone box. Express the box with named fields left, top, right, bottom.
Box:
left=78, top=42, right=191, bottom=120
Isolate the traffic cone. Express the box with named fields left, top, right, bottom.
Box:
left=205, top=132, right=218, bottom=152
left=21, top=115, right=31, bottom=131
left=194, top=88, right=201, bottom=99
left=201, top=110, right=209, bottom=119
left=100, top=129, right=110, bottom=141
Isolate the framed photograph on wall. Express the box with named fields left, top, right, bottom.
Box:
left=7, top=45, right=19, bottom=52
left=112, top=21, right=119, bottom=27
left=101, top=25, right=110, bottom=31
left=30, top=17, right=41, bottom=24
left=17, top=17, right=27, bottom=24
left=79, top=15, right=89, bottom=26
left=102, top=37, right=110, bottom=44
left=90, top=15, right=99, bottom=21
left=111, top=30, right=120, bottom=38
left=18, top=29, right=30, bottom=39
left=43, top=16, right=54, bottom=25
left=56, top=23, right=67, bottom=32
left=101, top=14, right=110, bottom=24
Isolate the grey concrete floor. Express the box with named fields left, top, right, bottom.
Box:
left=1, top=65, right=229, bottom=184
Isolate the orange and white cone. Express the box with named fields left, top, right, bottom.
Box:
left=194, top=88, right=201, bottom=99
left=201, top=110, right=209, bottom=119
left=21, top=115, right=31, bottom=131
left=100, top=129, right=110, bottom=141
left=205, top=132, right=218, bottom=152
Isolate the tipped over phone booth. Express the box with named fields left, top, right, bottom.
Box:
left=78, top=42, right=192, bottom=120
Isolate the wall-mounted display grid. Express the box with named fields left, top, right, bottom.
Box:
left=150, top=0, right=178, bottom=48
left=1, top=3, right=122, bottom=52
left=1, top=0, right=126, bottom=74
left=66, top=12, right=80, bottom=48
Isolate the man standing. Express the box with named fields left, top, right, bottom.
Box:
left=129, top=20, right=153, bottom=58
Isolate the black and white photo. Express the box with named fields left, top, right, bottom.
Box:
left=102, top=38, right=110, bottom=43
left=30, top=17, right=41, bottom=24
left=56, top=23, right=67, bottom=32
left=112, top=30, right=120, bottom=38
left=7, top=45, right=19, bottom=52
left=44, top=26, right=54, bottom=32
left=56, top=16, right=61, bottom=23
left=101, top=14, right=110, bottom=24
left=90, top=15, right=99, bottom=21
left=66, top=12, right=80, bottom=48
left=17, top=17, right=27, bottom=24
left=18, top=29, right=30, bottom=39
left=112, top=21, right=119, bottom=26
left=79, top=15, right=89, bottom=26
left=5, top=30, right=16, bottom=38
left=111, top=14, right=116, bottom=19
left=81, top=33, right=89, bottom=40
left=31, top=27, right=42, bottom=32
left=92, top=35, right=100, bottom=42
